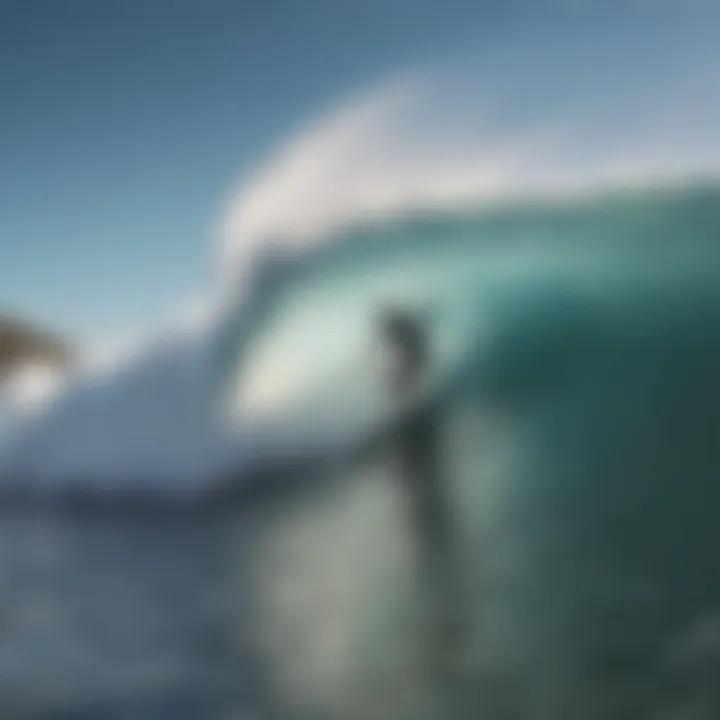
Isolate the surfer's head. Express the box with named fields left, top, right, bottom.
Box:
left=374, top=307, right=429, bottom=399
left=376, top=306, right=428, bottom=387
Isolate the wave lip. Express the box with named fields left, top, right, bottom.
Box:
left=222, top=2, right=720, bottom=287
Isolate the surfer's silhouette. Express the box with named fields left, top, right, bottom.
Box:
left=377, top=307, right=463, bottom=693
left=377, top=308, right=444, bottom=557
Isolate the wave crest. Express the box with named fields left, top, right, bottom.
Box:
left=222, top=7, right=720, bottom=289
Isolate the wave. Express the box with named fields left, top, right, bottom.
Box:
left=235, top=185, right=720, bottom=720
left=2, top=180, right=718, bottom=495
left=224, top=181, right=720, bottom=461
left=7, top=0, right=720, bottom=492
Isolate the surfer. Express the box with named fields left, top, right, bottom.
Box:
left=377, top=308, right=444, bottom=557
left=377, top=307, right=464, bottom=697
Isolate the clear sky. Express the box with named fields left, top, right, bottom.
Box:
left=0, top=0, right=520, bottom=350
left=2, top=1, right=717, bottom=352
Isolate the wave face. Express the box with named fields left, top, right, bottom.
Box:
left=228, top=183, right=720, bottom=719
left=226, top=181, right=720, bottom=457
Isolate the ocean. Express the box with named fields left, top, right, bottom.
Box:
left=225, top=182, right=720, bottom=719
left=3, top=182, right=720, bottom=719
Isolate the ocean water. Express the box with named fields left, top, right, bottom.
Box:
left=225, top=182, right=720, bottom=719
left=3, top=183, right=720, bottom=719
left=227, top=182, right=720, bottom=456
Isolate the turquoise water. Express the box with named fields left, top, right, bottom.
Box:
left=225, top=182, right=720, bottom=455
left=225, top=182, right=720, bottom=719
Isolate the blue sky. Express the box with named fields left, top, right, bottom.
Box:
left=1, top=1, right=717, bottom=351
left=0, top=0, right=516, bottom=349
